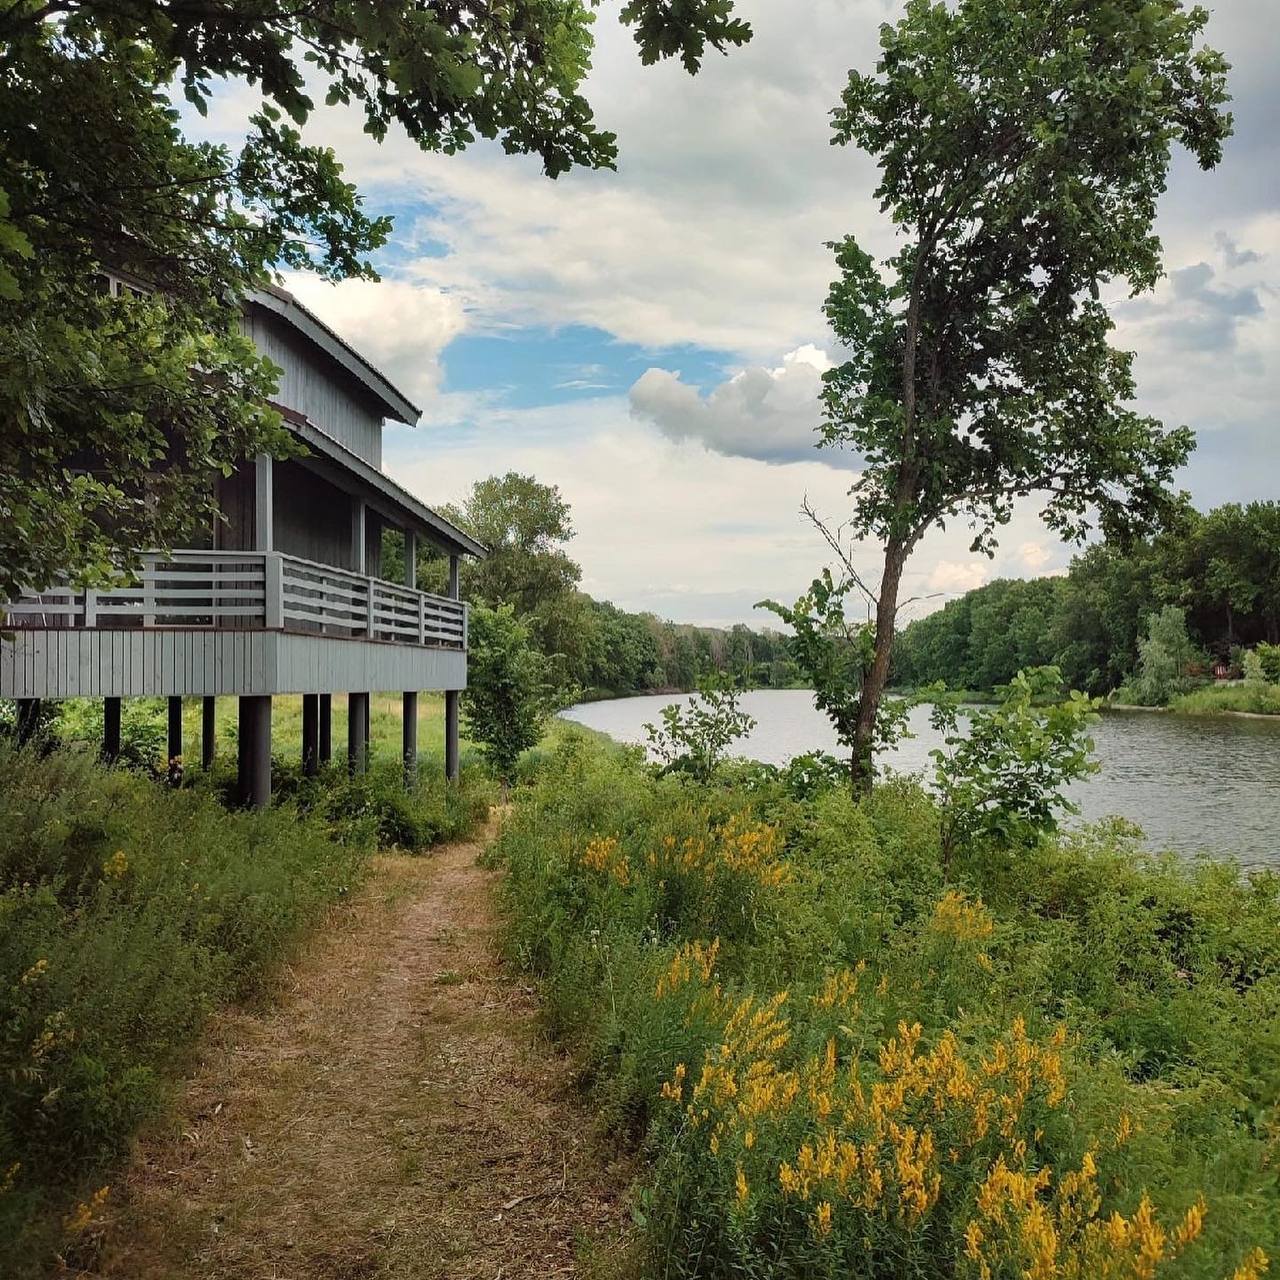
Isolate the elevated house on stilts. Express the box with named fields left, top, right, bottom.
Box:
left=1, top=280, right=485, bottom=806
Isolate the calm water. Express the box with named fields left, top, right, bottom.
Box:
left=562, top=689, right=1280, bottom=871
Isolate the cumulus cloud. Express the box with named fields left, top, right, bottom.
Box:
left=280, top=274, right=467, bottom=412
left=927, top=561, right=991, bottom=595
left=1019, top=542, right=1052, bottom=571
left=628, top=345, right=839, bottom=465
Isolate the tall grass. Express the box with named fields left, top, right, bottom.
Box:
left=491, top=729, right=1280, bottom=1277
left=0, top=740, right=493, bottom=1275
left=1169, top=683, right=1280, bottom=716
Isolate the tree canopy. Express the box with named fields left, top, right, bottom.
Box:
left=894, top=501, right=1280, bottom=696
left=810, top=0, right=1231, bottom=788
left=0, top=1, right=749, bottom=599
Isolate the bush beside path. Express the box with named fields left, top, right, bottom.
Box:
left=69, top=825, right=633, bottom=1280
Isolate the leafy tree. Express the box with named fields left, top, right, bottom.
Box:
left=441, top=474, right=581, bottom=614
left=1258, top=643, right=1280, bottom=685
left=816, top=0, right=1230, bottom=790
left=761, top=571, right=917, bottom=787
left=1130, top=605, right=1201, bottom=706
left=930, top=668, right=1097, bottom=869
left=1242, top=649, right=1267, bottom=688
left=643, top=677, right=755, bottom=783
left=0, top=4, right=748, bottom=599
left=462, top=605, right=562, bottom=790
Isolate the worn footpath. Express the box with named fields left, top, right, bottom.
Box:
left=69, top=827, right=632, bottom=1280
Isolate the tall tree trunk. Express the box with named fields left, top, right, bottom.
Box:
left=850, top=536, right=907, bottom=795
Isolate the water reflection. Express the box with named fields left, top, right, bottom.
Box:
left=562, top=690, right=1280, bottom=871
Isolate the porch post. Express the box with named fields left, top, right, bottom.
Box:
left=445, top=692, right=460, bottom=783
left=351, top=500, right=366, bottom=573
left=103, top=697, right=122, bottom=763
left=348, top=691, right=369, bottom=775
left=402, top=691, right=418, bottom=788
left=201, top=696, right=216, bottom=770
left=15, top=699, right=41, bottom=746
left=254, top=454, right=274, bottom=551
left=318, top=694, right=332, bottom=764
left=167, top=696, right=183, bottom=774
left=237, top=695, right=272, bottom=809
left=302, top=694, right=320, bottom=777
left=404, top=531, right=417, bottom=590
left=446, top=551, right=461, bottom=782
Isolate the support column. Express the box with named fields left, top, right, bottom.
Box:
left=103, top=697, right=122, bottom=763
left=446, top=550, right=461, bottom=783
left=167, top=696, right=183, bottom=766
left=318, top=694, right=332, bottom=764
left=347, top=691, right=369, bottom=775
left=402, top=691, right=418, bottom=788
left=404, top=531, right=417, bottom=590
left=237, top=695, right=272, bottom=809
left=445, top=690, right=460, bottom=783
left=201, top=697, right=216, bottom=770
left=15, top=698, right=41, bottom=746
left=302, top=693, right=320, bottom=777
left=254, top=454, right=274, bottom=551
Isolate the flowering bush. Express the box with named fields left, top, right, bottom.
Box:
left=492, top=729, right=1278, bottom=1279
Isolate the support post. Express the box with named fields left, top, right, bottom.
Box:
left=167, top=696, right=183, bottom=776
left=254, top=454, right=274, bottom=551
left=347, top=692, right=369, bottom=775
left=448, top=553, right=460, bottom=601
left=404, top=531, right=417, bottom=590
left=237, top=695, right=272, bottom=809
left=351, top=500, right=366, bottom=573
left=302, top=693, right=320, bottom=777
left=445, top=690, right=460, bottom=784
left=15, top=699, right=41, bottom=746
left=319, top=694, right=332, bottom=764
left=201, top=696, right=216, bottom=770
left=103, top=697, right=122, bottom=763
left=402, top=691, right=418, bottom=788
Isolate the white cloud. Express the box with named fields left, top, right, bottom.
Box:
left=926, top=561, right=991, bottom=596
left=280, top=274, right=467, bottom=410
left=628, top=344, right=836, bottom=464
left=1019, top=542, right=1052, bottom=571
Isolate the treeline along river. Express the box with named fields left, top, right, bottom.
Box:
left=562, top=690, right=1280, bottom=871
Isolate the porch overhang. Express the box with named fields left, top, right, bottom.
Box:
left=284, top=416, right=486, bottom=560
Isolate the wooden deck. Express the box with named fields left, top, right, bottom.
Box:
left=1, top=552, right=468, bottom=699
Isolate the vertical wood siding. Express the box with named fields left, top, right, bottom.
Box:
left=1, top=631, right=466, bottom=698
left=273, top=460, right=358, bottom=571
left=243, top=310, right=385, bottom=467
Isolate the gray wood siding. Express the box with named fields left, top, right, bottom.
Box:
left=243, top=309, right=385, bottom=467
left=273, top=460, right=358, bottom=570
left=215, top=464, right=256, bottom=551
left=1, top=630, right=466, bottom=698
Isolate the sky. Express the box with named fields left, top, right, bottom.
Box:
left=200, top=1, right=1277, bottom=628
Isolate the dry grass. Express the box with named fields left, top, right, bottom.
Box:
left=63, top=826, right=634, bottom=1280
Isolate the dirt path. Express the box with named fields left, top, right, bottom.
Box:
left=75, top=828, right=633, bottom=1280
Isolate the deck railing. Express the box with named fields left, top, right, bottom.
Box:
left=4, top=551, right=467, bottom=649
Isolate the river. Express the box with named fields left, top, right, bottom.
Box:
left=561, top=690, right=1280, bottom=871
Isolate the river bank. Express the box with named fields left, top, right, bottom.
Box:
left=562, top=689, right=1280, bottom=868
left=491, top=727, right=1280, bottom=1277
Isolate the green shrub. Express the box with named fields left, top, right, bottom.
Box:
left=489, top=736, right=1280, bottom=1277
left=0, top=740, right=489, bottom=1275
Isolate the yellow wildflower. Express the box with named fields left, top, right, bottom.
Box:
left=64, top=1185, right=109, bottom=1234
left=1231, top=1247, right=1271, bottom=1280
left=102, top=850, right=128, bottom=879
left=813, top=1200, right=833, bottom=1236
left=735, top=1165, right=750, bottom=1207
